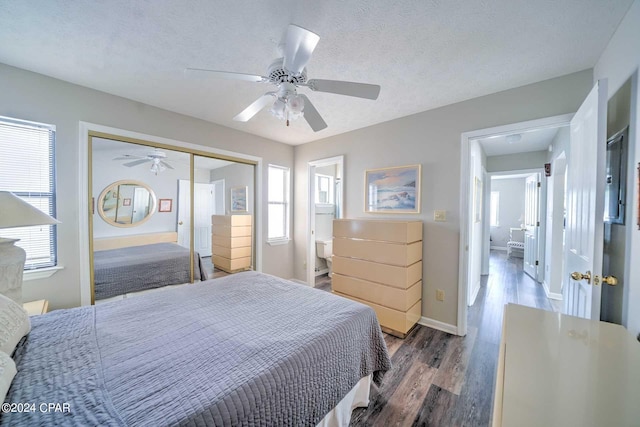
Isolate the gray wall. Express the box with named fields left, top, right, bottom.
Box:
left=294, top=69, right=593, bottom=327
left=210, top=163, right=255, bottom=215
left=486, top=150, right=548, bottom=173
left=0, top=62, right=294, bottom=310
left=490, top=178, right=526, bottom=248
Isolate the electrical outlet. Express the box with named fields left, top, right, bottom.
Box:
left=436, top=289, right=445, bottom=301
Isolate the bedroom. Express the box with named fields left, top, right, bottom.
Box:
left=1, top=0, right=640, bottom=425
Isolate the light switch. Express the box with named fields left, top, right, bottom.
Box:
left=434, top=210, right=447, bottom=222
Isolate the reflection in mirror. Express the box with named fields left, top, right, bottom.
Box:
left=98, top=180, right=156, bottom=227
left=195, top=155, right=255, bottom=279
left=90, top=137, right=257, bottom=305
left=92, top=137, right=192, bottom=303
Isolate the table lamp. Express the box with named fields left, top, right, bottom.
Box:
left=0, top=191, right=60, bottom=303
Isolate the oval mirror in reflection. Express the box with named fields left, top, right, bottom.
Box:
left=98, top=180, right=157, bottom=227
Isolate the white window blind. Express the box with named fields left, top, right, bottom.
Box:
left=267, top=165, right=290, bottom=242
left=0, top=116, right=57, bottom=270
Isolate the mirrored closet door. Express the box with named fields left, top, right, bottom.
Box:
left=89, top=136, right=256, bottom=304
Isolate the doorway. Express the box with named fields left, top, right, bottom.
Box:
left=306, top=156, right=344, bottom=287
left=458, top=114, right=573, bottom=335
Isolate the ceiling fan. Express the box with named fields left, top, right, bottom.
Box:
left=185, top=24, right=381, bottom=132
left=113, top=150, right=174, bottom=175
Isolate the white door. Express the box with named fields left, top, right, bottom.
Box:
left=211, top=179, right=225, bottom=215
left=564, top=81, right=607, bottom=319
left=523, top=174, right=540, bottom=280
left=177, top=179, right=191, bottom=249
left=194, top=183, right=214, bottom=257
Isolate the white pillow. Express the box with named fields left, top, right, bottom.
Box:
left=0, top=293, right=31, bottom=355
left=0, top=351, right=17, bottom=404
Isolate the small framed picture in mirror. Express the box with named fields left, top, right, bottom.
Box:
left=159, top=199, right=172, bottom=213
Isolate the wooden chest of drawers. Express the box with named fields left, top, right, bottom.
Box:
left=211, top=215, right=252, bottom=273
left=332, top=218, right=423, bottom=338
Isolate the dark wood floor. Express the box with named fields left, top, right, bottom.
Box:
left=315, top=251, right=558, bottom=426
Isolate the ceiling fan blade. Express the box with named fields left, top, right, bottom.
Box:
left=306, top=79, right=381, bottom=100
left=160, top=161, right=174, bottom=170
left=282, top=24, right=320, bottom=75
left=184, top=68, right=267, bottom=82
left=299, top=94, right=327, bottom=132
left=233, top=93, right=275, bottom=122
left=123, top=159, right=151, bottom=167
left=113, top=155, right=143, bottom=160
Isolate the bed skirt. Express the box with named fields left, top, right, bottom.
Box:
left=316, top=375, right=371, bottom=427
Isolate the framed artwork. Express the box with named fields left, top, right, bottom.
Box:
left=364, top=164, right=421, bottom=213
left=473, top=176, right=482, bottom=223
left=122, top=198, right=131, bottom=206
left=231, top=186, right=248, bottom=212
left=159, top=198, right=172, bottom=213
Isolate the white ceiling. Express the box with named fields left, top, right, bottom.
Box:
left=478, top=127, right=561, bottom=156
left=0, top=1, right=632, bottom=145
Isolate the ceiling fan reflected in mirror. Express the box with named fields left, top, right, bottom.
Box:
left=185, top=24, right=381, bottom=132
left=113, top=150, right=174, bottom=175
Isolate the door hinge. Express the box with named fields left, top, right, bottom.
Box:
left=536, top=221, right=540, bottom=227
left=537, top=182, right=541, bottom=188
left=535, top=260, right=539, bottom=266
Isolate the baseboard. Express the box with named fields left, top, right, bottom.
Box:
left=542, top=281, right=563, bottom=300
left=490, top=246, right=507, bottom=251
left=418, top=316, right=459, bottom=335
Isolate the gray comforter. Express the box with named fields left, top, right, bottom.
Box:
left=3, top=272, right=391, bottom=426
left=93, top=242, right=208, bottom=300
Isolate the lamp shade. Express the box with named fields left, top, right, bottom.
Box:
left=0, top=191, right=60, bottom=229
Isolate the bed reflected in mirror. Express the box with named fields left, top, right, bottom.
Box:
left=98, top=180, right=156, bottom=227
left=90, top=137, right=257, bottom=304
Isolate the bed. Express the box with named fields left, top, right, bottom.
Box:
left=93, top=232, right=208, bottom=300
left=3, top=272, right=391, bottom=426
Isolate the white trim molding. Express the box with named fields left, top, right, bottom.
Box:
left=23, top=266, right=64, bottom=281
left=418, top=316, right=459, bottom=335
left=490, top=246, right=507, bottom=251
left=543, top=281, right=564, bottom=300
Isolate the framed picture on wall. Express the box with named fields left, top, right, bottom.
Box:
left=159, top=198, right=172, bottom=213
left=231, top=186, right=248, bottom=212
left=364, top=164, right=421, bottom=213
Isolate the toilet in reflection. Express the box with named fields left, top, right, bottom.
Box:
left=316, top=239, right=333, bottom=277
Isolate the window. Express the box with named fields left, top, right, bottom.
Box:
left=0, top=116, right=57, bottom=269
left=267, top=164, right=290, bottom=242
left=315, top=174, right=334, bottom=204
left=490, top=191, right=500, bottom=227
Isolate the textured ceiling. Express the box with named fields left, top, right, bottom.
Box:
left=479, top=127, right=561, bottom=156
left=0, top=0, right=633, bottom=145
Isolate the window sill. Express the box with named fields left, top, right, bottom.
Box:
left=23, top=266, right=64, bottom=281
left=267, top=239, right=290, bottom=246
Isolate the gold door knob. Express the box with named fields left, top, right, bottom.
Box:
left=178, top=221, right=184, bottom=225
left=602, top=275, right=618, bottom=286
left=571, top=271, right=591, bottom=284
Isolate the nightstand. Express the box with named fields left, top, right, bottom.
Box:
left=22, top=299, right=49, bottom=316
